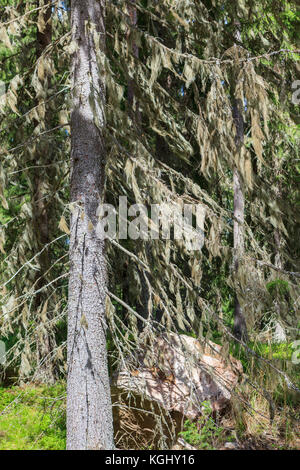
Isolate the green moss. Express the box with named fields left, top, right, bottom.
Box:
left=179, top=401, right=224, bottom=450
left=266, top=279, right=290, bottom=297
left=0, top=383, right=66, bottom=450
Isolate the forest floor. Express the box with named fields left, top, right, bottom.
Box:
left=217, top=412, right=300, bottom=450
left=0, top=382, right=299, bottom=450
left=0, top=383, right=66, bottom=450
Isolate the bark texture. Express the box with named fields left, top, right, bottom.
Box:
left=232, top=98, right=248, bottom=342
left=33, top=0, right=55, bottom=384
left=127, top=0, right=139, bottom=114
left=272, top=156, right=287, bottom=342
left=127, top=1, right=149, bottom=331
left=273, top=231, right=287, bottom=343
left=67, top=0, right=114, bottom=450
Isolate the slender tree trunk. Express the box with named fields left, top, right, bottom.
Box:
left=231, top=24, right=248, bottom=342
left=136, top=268, right=151, bottom=331
left=127, top=0, right=140, bottom=122
left=232, top=98, right=248, bottom=342
left=33, top=0, right=55, bottom=384
left=67, top=0, right=114, bottom=450
left=127, top=0, right=150, bottom=330
left=273, top=230, right=287, bottom=343
left=272, top=155, right=286, bottom=342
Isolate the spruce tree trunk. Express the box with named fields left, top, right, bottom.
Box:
left=127, top=0, right=139, bottom=117
left=127, top=0, right=149, bottom=331
left=67, top=0, right=114, bottom=450
left=272, top=151, right=286, bottom=342
left=231, top=25, right=248, bottom=342
left=232, top=98, right=248, bottom=342
left=33, top=0, right=55, bottom=384
left=273, top=230, right=287, bottom=343
left=136, top=268, right=151, bottom=332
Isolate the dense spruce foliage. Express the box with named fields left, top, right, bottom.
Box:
left=0, top=0, right=299, bottom=450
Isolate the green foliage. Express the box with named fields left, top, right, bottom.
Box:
left=179, top=401, right=224, bottom=450
left=266, top=279, right=290, bottom=297
left=222, top=298, right=234, bottom=329
left=0, top=384, right=66, bottom=450
left=229, top=341, right=295, bottom=375
left=0, top=0, right=299, bottom=450
left=254, top=342, right=294, bottom=360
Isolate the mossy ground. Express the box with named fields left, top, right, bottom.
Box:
left=0, top=341, right=298, bottom=450
left=0, top=383, right=66, bottom=450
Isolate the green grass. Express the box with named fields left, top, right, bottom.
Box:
left=0, top=383, right=66, bottom=450
left=230, top=341, right=295, bottom=371
left=179, top=401, right=225, bottom=449
left=0, top=339, right=297, bottom=450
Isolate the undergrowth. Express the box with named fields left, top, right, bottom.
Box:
left=0, top=383, right=66, bottom=450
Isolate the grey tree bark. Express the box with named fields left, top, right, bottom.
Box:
left=231, top=24, right=248, bottom=342
left=67, top=0, right=114, bottom=450
left=33, top=0, right=56, bottom=384
left=127, top=1, right=150, bottom=331
left=273, top=231, right=287, bottom=343
left=127, top=0, right=139, bottom=118
left=271, top=154, right=287, bottom=343
left=232, top=98, right=248, bottom=342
